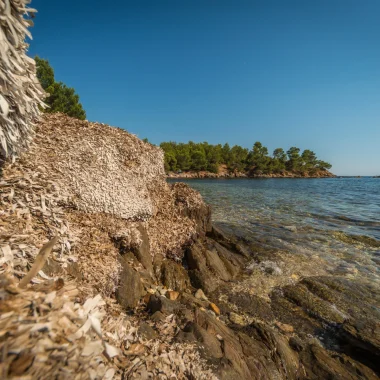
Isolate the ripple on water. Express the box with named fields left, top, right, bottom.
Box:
left=169, top=178, right=380, bottom=285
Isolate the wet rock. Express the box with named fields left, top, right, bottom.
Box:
left=160, top=260, right=191, bottom=292
left=300, top=343, right=378, bottom=380
left=259, top=260, right=282, bottom=275
left=283, top=225, right=297, bottom=233
left=116, top=255, right=144, bottom=309
left=271, top=275, right=380, bottom=375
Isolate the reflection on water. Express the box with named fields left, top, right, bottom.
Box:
left=169, top=178, right=380, bottom=284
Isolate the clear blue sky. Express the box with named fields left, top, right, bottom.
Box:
left=29, top=0, right=380, bottom=175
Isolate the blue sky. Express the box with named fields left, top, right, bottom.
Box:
left=29, top=0, right=380, bottom=175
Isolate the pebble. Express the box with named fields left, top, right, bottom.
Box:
left=195, top=289, right=208, bottom=301
left=167, top=291, right=179, bottom=301
left=229, top=312, right=246, bottom=326
left=209, top=303, right=220, bottom=316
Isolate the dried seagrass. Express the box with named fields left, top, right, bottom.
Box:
left=0, top=0, right=46, bottom=158
left=0, top=112, right=216, bottom=378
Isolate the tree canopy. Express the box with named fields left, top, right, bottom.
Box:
left=35, top=57, right=86, bottom=120
left=160, top=141, right=332, bottom=174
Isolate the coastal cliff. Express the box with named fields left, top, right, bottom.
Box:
left=0, top=114, right=378, bottom=379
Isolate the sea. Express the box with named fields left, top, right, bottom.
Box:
left=169, top=177, right=380, bottom=287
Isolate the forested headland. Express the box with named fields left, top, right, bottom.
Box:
left=160, top=141, right=332, bottom=177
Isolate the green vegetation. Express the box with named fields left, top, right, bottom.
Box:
left=35, top=57, right=86, bottom=120
left=160, top=141, right=332, bottom=174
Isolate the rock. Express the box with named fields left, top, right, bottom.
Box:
left=160, top=260, right=191, bottom=292
left=210, top=303, right=220, bottom=316
left=195, top=289, right=208, bottom=301
left=275, top=321, right=294, bottom=333
left=151, top=311, right=166, bottom=322
left=204, top=249, right=231, bottom=281
left=116, top=256, right=144, bottom=309
left=283, top=226, right=297, bottom=233
left=289, top=336, right=304, bottom=352
left=186, top=243, right=219, bottom=293
left=132, top=224, right=153, bottom=273
left=271, top=275, right=380, bottom=375
left=229, top=312, right=247, bottom=326
left=180, top=293, right=209, bottom=310
left=138, top=322, right=158, bottom=340
left=183, top=322, right=223, bottom=358
left=167, top=290, right=180, bottom=301
left=259, top=260, right=282, bottom=275
left=147, top=294, right=181, bottom=315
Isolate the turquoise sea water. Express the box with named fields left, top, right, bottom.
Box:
left=169, top=178, right=380, bottom=283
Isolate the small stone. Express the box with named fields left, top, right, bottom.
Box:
left=167, top=290, right=180, bottom=301
left=229, top=312, right=246, bottom=326
left=283, top=226, right=297, bottom=233
left=209, top=302, right=220, bottom=316
left=275, top=321, right=294, bottom=333
left=195, top=289, right=208, bottom=301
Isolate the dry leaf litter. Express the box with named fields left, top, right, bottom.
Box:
left=0, top=0, right=45, bottom=158
left=0, top=113, right=216, bottom=379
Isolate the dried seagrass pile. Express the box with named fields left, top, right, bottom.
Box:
left=0, top=113, right=214, bottom=378
left=0, top=0, right=45, bottom=158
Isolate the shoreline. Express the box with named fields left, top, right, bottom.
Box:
left=167, top=170, right=336, bottom=179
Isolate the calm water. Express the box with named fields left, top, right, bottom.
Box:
left=170, top=178, right=380, bottom=283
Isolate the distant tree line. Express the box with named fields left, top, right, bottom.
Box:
left=160, top=141, right=332, bottom=174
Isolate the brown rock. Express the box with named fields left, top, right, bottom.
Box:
left=275, top=322, right=294, bottom=333
left=167, top=290, right=180, bottom=301
left=116, top=256, right=144, bottom=309
left=160, top=260, right=191, bottom=292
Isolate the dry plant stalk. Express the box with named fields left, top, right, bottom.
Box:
left=18, top=236, right=58, bottom=288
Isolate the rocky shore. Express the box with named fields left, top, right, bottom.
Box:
left=0, top=114, right=377, bottom=379
left=167, top=168, right=336, bottom=179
